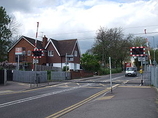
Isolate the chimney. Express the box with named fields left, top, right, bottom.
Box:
left=42, top=35, right=48, bottom=48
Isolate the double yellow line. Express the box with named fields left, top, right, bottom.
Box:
left=46, top=89, right=111, bottom=118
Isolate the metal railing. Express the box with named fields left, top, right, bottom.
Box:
left=145, top=66, right=158, bottom=88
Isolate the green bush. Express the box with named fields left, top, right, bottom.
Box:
left=62, top=66, right=69, bottom=71
left=47, top=70, right=51, bottom=80
left=99, top=68, right=122, bottom=75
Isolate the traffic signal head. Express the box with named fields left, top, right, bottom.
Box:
left=132, top=48, right=143, bottom=55
left=32, top=51, right=42, bottom=56
left=130, top=47, right=145, bottom=56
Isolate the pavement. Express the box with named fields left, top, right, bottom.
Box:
left=61, top=85, right=158, bottom=118
left=61, top=77, right=158, bottom=118
left=0, top=81, right=60, bottom=94
left=0, top=76, right=158, bottom=118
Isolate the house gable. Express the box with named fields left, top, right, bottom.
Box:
left=45, top=38, right=81, bottom=58
left=71, top=40, right=81, bottom=57
left=45, top=39, right=60, bottom=56
left=8, top=36, right=45, bottom=64
left=8, top=36, right=34, bottom=52
left=57, top=39, right=78, bottom=56
left=8, top=38, right=35, bottom=63
left=8, top=36, right=44, bottom=53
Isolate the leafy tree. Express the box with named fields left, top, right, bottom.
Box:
left=150, top=48, right=158, bottom=65
left=89, top=27, right=132, bottom=69
left=131, top=36, right=147, bottom=47
left=0, top=6, right=12, bottom=62
left=80, top=53, right=100, bottom=72
left=86, top=27, right=152, bottom=71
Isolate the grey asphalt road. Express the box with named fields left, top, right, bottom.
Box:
left=0, top=73, right=157, bottom=118
left=0, top=74, right=124, bottom=118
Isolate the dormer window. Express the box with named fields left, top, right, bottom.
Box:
left=48, top=50, right=53, bottom=56
left=74, top=50, right=77, bottom=57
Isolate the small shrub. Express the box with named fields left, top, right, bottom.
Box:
left=47, top=70, right=51, bottom=80
left=62, top=66, right=69, bottom=71
left=99, top=68, right=122, bottom=75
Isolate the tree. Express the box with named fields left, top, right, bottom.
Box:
left=90, top=27, right=131, bottom=69
left=149, top=48, right=158, bottom=65
left=80, top=53, right=100, bottom=72
left=131, top=36, right=146, bottom=47
left=0, top=6, right=12, bottom=62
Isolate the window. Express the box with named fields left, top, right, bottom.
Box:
left=15, top=55, right=23, bottom=62
left=27, top=50, right=31, bottom=56
left=68, top=57, right=74, bottom=61
left=48, top=50, right=54, bottom=56
left=74, top=50, right=77, bottom=57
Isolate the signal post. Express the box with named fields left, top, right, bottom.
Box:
left=130, top=46, right=146, bottom=85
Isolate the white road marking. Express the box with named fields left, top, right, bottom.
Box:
left=0, top=75, right=124, bottom=108
left=0, top=84, right=91, bottom=108
left=101, top=76, right=124, bottom=82
left=0, top=90, right=13, bottom=94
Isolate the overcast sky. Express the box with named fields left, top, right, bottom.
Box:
left=0, top=0, right=158, bottom=53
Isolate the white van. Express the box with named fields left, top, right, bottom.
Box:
left=125, top=67, right=137, bottom=77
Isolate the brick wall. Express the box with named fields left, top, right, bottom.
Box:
left=46, top=43, right=61, bottom=63
left=70, top=70, right=93, bottom=79
left=8, top=38, right=46, bottom=65
left=8, top=38, right=34, bottom=63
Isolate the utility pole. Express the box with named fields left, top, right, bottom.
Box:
left=153, top=36, right=157, bottom=65
left=144, top=29, right=152, bottom=65
left=31, top=22, right=39, bottom=87
left=65, top=53, right=68, bottom=79
left=109, top=57, right=112, bottom=93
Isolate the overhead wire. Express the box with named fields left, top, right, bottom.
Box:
left=49, top=25, right=158, bottom=40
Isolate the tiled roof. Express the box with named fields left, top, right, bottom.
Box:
left=8, top=35, right=79, bottom=57
left=50, top=39, right=77, bottom=56
left=23, top=36, right=44, bottom=49
left=8, top=36, right=44, bottom=52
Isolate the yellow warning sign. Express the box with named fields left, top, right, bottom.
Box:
left=139, top=69, right=143, bottom=74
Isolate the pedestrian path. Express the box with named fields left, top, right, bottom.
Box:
left=60, top=79, right=158, bottom=118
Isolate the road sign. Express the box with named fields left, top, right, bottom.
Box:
left=33, top=59, right=39, bottom=64
left=15, top=47, right=23, bottom=55
left=142, top=61, right=148, bottom=64
left=138, top=57, right=146, bottom=62
left=139, top=69, right=143, bottom=74
left=67, top=55, right=73, bottom=57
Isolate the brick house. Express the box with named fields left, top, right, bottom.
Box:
left=8, top=35, right=81, bottom=70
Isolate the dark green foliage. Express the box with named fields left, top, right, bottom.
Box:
left=47, top=70, right=51, bottom=80
left=99, top=68, right=122, bottom=75
left=0, top=6, right=12, bottom=62
left=62, top=66, right=69, bottom=71
left=80, top=53, right=100, bottom=72
left=86, top=27, right=148, bottom=72
left=88, top=27, right=132, bottom=69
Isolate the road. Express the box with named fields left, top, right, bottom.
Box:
left=0, top=73, right=141, bottom=118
